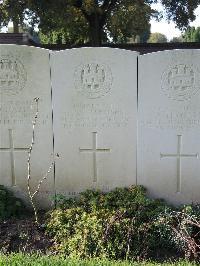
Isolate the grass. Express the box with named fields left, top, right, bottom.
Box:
left=0, top=254, right=198, bottom=266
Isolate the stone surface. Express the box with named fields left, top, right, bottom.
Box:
left=138, top=50, right=200, bottom=205
left=0, top=45, right=54, bottom=208
left=1, top=45, right=200, bottom=208
left=51, top=48, right=138, bottom=196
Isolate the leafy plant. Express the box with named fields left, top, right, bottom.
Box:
left=0, top=185, right=25, bottom=219
left=157, top=205, right=200, bottom=260
left=47, top=186, right=177, bottom=260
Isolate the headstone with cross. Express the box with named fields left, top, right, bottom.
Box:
left=51, top=48, right=138, bottom=195
left=138, top=49, right=200, bottom=204
left=0, top=44, right=54, bottom=209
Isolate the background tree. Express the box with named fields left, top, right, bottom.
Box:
left=0, top=0, right=37, bottom=33
left=147, top=32, right=167, bottom=43
left=182, top=26, right=200, bottom=42
left=1, top=0, right=200, bottom=45
left=105, top=0, right=152, bottom=43
left=170, top=36, right=183, bottom=43
left=29, top=0, right=200, bottom=45
left=29, top=0, right=154, bottom=45
left=160, top=0, right=200, bottom=29
left=38, top=5, right=90, bottom=45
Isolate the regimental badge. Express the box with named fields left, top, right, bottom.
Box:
left=74, top=62, right=113, bottom=99
left=161, top=64, right=200, bottom=101
left=0, top=55, right=27, bottom=96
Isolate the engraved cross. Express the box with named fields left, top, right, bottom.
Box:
left=160, top=135, right=199, bottom=193
left=79, top=132, right=111, bottom=182
left=0, top=129, right=29, bottom=186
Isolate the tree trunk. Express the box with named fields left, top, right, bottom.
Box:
left=88, top=13, right=103, bottom=46
left=13, top=19, right=19, bottom=33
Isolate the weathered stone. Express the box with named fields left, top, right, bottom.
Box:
left=51, top=48, right=138, bottom=196
left=138, top=50, right=200, bottom=205
left=0, top=45, right=54, bottom=208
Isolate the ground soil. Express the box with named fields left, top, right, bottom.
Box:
left=0, top=214, right=53, bottom=254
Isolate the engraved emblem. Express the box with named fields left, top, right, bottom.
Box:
left=0, top=55, right=27, bottom=95
left=74, top=62, right=113, bottom=99
left=161, top=64, right=200, bottom=101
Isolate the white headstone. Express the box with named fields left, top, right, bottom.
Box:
left=0, top=45, right=54, bottom=208
left=51, top=48, right=138, bottom=196
left=138, top=50, right=200, bottom=205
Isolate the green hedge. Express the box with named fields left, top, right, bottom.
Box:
left=47, top=186, right=177, bottom=260
left=47, top=186, right=200, bottom=261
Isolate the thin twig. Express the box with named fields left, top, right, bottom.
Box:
left=27, top=97, right=40, bottom=224
left=31, top=161, right=54, bottom=199
left=27, top=98, right=58, bottom=225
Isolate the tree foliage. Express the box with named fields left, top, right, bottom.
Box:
left=106, top=0, right=152, bottom=43
left=148, top=32, right=167, bottom=43
left=0, top=0, right=200, bottom=45
left=0, top=0, right=37, bottom=33
left=182, top=26, right=200, bottom=42
left=0, top=0, right=26, bottom=33
left=30, top=0, right=153, bottom=45
left=38, top=4, right=90, bottom=45
left=170, top=36, right=183, bottom=43
left=160, top=0, right=200, bottom=30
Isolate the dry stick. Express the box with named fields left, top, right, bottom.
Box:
left=27, top=97, right=39, bottom=224
left=31, top=161, right=54, bottom=199
left=27, top=97, right=57, bottom=225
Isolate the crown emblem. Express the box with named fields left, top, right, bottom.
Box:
left=0, top=56, right=27, bottom=95
left=74, top=62, right=112, bottom=99
left=161, top=64, right=199, bottom=101
left=168, top=65, right=194, bottom=88
left=81, top=64, right=106, bottom=92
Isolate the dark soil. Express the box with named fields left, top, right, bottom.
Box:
left=0, top=214, right=53, bottom=254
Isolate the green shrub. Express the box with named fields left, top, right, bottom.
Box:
left=0, top=185, right=25, bottom=219
left=157, top=204, right=200, bottom=260
left=47, top=186, right=176, bottom=260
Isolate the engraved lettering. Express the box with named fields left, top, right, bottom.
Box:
left=62, top=103, right=129, bottom=129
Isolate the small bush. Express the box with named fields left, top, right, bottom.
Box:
left=0, top=185, right=25, bottom=219
left=158, top=205, right=200, bottom=260
left=47, top=186, right=177, bottom=260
